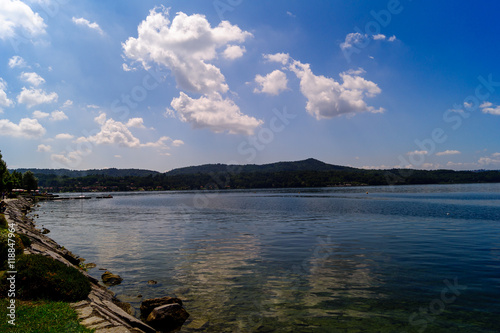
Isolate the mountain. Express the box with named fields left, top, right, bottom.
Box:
left=165, top=158, right=354, bottom=175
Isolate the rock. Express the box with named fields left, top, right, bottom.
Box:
left=85, top=263, right=97, bottom=269
left=145, top=303, right=189, bottom=331
left=147, top=280, right=157, bottom=285
left=140, top=296, right=183, bottom=319
left=101, top=271, right=123, bottom=286
left=41, top=227, right=50, bottom=234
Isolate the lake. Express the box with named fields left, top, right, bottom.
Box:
left=32, top=184, right=500, bottom=332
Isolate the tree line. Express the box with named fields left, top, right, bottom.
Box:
left=0, top=151, right=38, bottom=195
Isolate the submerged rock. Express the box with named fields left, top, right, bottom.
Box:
left=101, top=271, right=123, bottom=286
left=145, top=303, right=189, bottom=331
left=147, top=280, right=157, bottom=285
left=140, top=296, right=183, bottom=318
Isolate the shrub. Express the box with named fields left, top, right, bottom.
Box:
left=0, top=228, right=24, bottom=270
left=0, top=214, right=7, bottom=229
left=18, top=233, right=32, bottom=247
left=12, top=254, right=91, bottom=302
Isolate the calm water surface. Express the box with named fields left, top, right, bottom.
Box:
left=33, top=184, right=500, bottom=332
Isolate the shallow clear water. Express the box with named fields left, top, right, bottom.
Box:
left=33, top=184, right=500, bottom=332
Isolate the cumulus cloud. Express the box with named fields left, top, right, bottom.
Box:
left=72, top=17, right=103, bottom=35
left=122, top=7, right=252, bottom=95
left=287, top=58, right=383, bottom=119
left=62, top=99, right=73, bottom=108
left=254, top=70, right=288, bottom=95
left=50, top=110, right=67, bottom=121
left=480, top=101, right=500, bottom=115
left=17, top=87, right=58, bottom=108
left=55, top=133, right=74, bottom=140
left=32, top=110, right=49, bottom=119
left=223, top=45, right=246, bottom=59
left=0, top=117, right=45, bottom=138
left=340, top=32, right=397, bottom=50
left=263, top=52, right=290, bottom=65
left=0, top=78, right=14, bottom=110
left=123, top=7, right=260, bottom=135
left=8, top=55, right=28, bottom=68
left=37, top=144, right=51, bottom=152
left=340, top=32, right=367, bottom=50
left=76, top=113, right=183, bottom=149
left=436, top=150, right=461, bottom=156
left=478, top=152, right=500, bottom=167
left=170, top=92, right=263, bottom=135
left=20, top=71, right=45, bottom=86
left=0, top=0, right=46, bottom=40
left=407, top=150, right=428, bottom=156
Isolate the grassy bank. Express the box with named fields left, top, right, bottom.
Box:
left=0, top=299, right=94, bottom=332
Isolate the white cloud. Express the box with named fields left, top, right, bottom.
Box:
left=72, top=17, right=103, bottom=35
left=172, top=139, right=184, bottom=147
left=37, top=144, right=51, bottom=152
left=223, top=45, right=246, bottom=60
left=478, top=152, right=500, bottom=167
left=170, top=92, right=263, bottom=135
left=0, top=78, right=14, bottom=110
left=286, top=11, right=296, bottom=18
left=77, top=113, right=182, bottom=149
left=436, top=150, right=461, bottom=156
left=254, top=70, right=288, bottom=96
left=288, top=59, right=384, bottom=119
left=32, top=110, right=49, bottom=119
left=340, top=32, right=367, bottom=50
left=50, top=110, right=67, bottom=121
left=17, top=87, right=58, bottom=108
left=0, top=117, right=45, bottom=138
left=373, top=34, right=386, bottom=40
left=263, top=52, right=290, bottom=65
left=407, top=150, right=428, bottom=156
left=340, top=32, right=397, bottom=50
left=122, top=7, right=252, bottom=95
left=126, top=117, right=145, bottom=128
left=8, top=55, right=28, bottom=68
left=62, top=99, right=73, bottom=108
left=20, top=71, right=45, bottom=86
left=480, top=101, right=500, bottom=115
left=0, top=0, right=46, bottom=40
left=55, top=133, right=74, bottom=140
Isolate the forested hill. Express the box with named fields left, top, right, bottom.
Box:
left=13, top=168, right=159, bottom=178
left=165, top=158, right=353, bottom=175
left=11, top=158, right=500, bottom=192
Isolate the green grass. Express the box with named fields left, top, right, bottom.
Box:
left=0, top=298, right=94, bottom=332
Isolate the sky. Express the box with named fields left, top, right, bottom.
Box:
left=0, top=0, right=499, bottom=172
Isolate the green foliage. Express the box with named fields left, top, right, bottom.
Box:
left=18, top=233, right=31, bottom=247
left=22, top=171, right=38, bottom=192
left=0, top=214, right=7, bottom=229
left=8, top=254, right=91, bottom=302
left=0, top=229, right=24, bottom=270
left=0, top=299, right=95, bottom=333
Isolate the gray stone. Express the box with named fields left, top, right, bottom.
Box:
left=140, top=296, right=183, bottom=318
left=76, top=306, right=94, bottom=318
left=102, top=271, right=123, bottom=286
left=146, top=303, right=189, bottom=331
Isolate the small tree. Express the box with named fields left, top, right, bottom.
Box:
left=22, top=171, right=38, bottom=193
left=0, top=151, right=9, bottom=194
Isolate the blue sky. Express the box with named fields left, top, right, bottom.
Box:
left=0, top=0, right=499, bottom=172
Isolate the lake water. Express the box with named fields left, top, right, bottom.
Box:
left=32, top=184, right=500, bottom=332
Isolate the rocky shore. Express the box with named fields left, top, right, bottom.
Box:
left=5, top=197, right=187, bottom=333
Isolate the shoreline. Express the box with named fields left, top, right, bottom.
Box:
left=4, top=196, right=156, bottom=333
